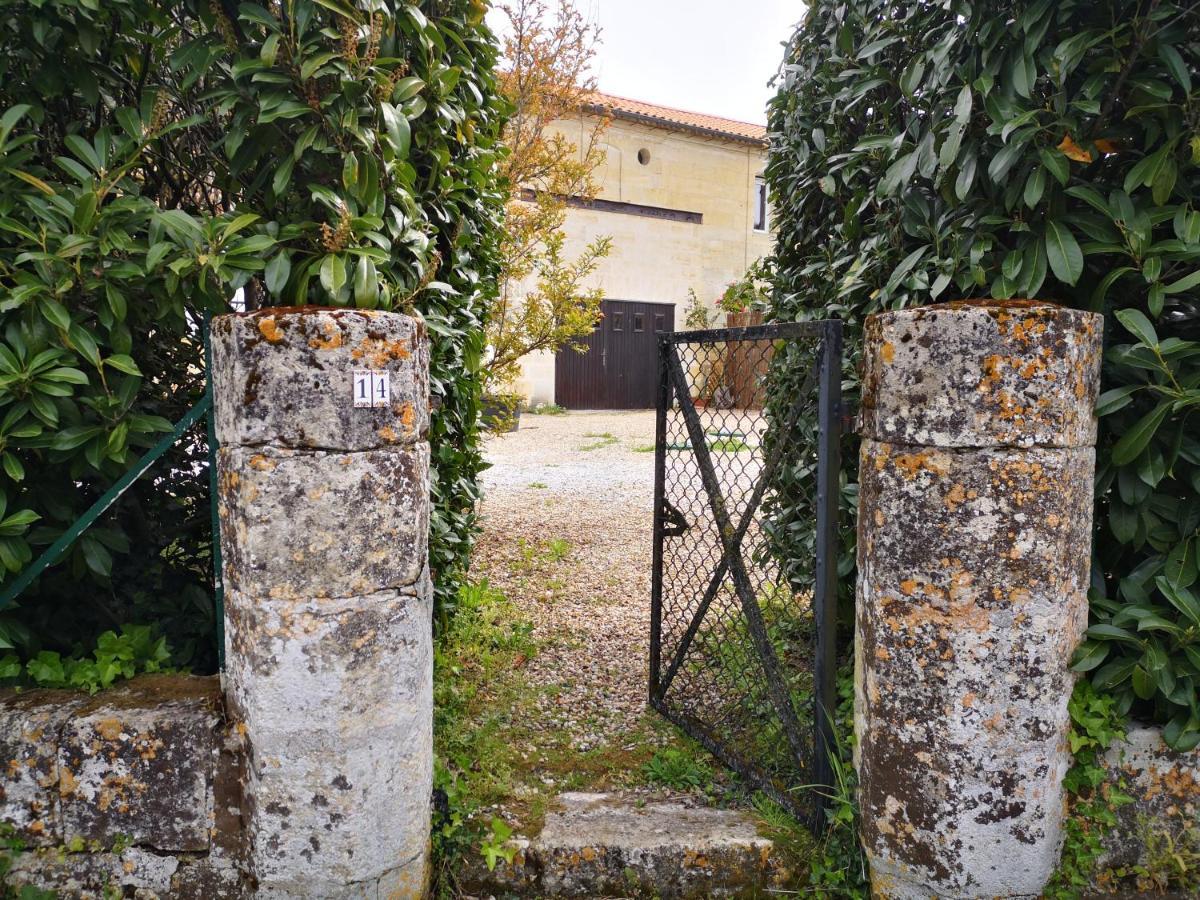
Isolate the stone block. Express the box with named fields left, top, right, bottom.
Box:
left=57, top=675, right=220, bottom=852
left=462, top=792, right=791, bottom=898
left=3, top=846, right=248, bottom=900
left=1098, top=724, right=1200, bottom=874
left=0, top=690, right=87, bottom=845
left=211, top=308, right=429, bottom=451
left=217, top=443, right=429, bottom=599
left=860, top=300, right=1103, bottom=448
left=223, top=583, right=432, bottom=895
left=855, top=439, right=1095, bottom=897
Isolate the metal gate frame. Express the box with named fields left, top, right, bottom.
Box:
left=649, top=320, right=841, bottom=827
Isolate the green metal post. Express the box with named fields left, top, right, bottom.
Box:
left=204, top=311, right=225, bottom=670
left=0, top=397, right=212, bottom=611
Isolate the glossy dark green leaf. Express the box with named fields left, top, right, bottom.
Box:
left=1112, top=402, right=1172, bottom=465
left=1045, top=220, right=1083, bottom=285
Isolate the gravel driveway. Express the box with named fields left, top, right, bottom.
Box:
left=474, top=411, right=658, bottom=751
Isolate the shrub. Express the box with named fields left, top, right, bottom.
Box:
left=0, top=0, right=506, bottom=668
left=767, top=0, right=1199, bottom=747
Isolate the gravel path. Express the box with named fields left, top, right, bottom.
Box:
left=474, top=411, right=658, bottom=752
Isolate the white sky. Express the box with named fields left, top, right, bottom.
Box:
left=489, top=1, right=805, bottom=126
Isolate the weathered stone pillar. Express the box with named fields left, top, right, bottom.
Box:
left=212, top=308, right=433, bottom=898
left=854, top=300, right=1103, bottom=898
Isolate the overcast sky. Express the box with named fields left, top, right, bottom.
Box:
left=490, top=1, right=805, bottom=126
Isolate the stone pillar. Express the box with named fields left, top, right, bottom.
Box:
left=854, top=300, right=1103, bottom=898
left=212, top=308, right=433, bottom=898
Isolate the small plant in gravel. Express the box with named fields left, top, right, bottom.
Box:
left=642, top=747, right=713, bottom=791
left=528, top=481, right=548, bottom=489
left=632, top=444, right=656, bottom=454
left=578, top=432, right=619, bottom=451
left=527, top=404, right=567, bottom=416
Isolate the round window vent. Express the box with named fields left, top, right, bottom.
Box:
left=637, top=148, right=651, bottom=165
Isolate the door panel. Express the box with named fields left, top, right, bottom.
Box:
left=555, top=300, right=674, bottom=409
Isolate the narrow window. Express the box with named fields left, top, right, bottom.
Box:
left=611, top=312, right=624, bottom=331
left=633, top=313, right=645, bottom=332
left=753, top=176, right=769, bottom=232
left=654, top=314, right=665, bottom=332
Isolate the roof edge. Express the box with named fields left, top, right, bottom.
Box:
left=582, top=100, right=768, bottom=148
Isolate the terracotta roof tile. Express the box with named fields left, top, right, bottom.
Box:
left=585, top=91, right=767, bottom=145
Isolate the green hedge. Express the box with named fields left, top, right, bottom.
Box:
left=0, top=0, right=505, bottom=669
left=767, top=0, right=1199, bottom=749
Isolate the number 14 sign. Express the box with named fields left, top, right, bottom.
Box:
left=352, top=370, right=391, bottom=409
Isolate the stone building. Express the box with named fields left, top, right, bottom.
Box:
left=516, top=92, right=770, bottom=409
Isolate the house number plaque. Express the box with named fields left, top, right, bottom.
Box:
left=352, top=369, right=390, bottom=409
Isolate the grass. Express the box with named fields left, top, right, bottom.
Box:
left=632, top=444, right=656, bottom=453
left=710, top=436, right=751, bottom=452
left=578, top=431, right=619, bottom=451
left=510, top=537, right=572, bottom=575
left=528, top=481, right=547, bottom=489
left=526, top=403, right=567, bottom=415
left=432, top=578, right=709, bottom=895
left=642, top=747, right=713, bottom=790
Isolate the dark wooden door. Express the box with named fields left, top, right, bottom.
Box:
left=555, top=300, right=674, bottom=409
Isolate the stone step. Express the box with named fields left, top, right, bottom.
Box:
left=460, top=792, right=794, bottom=898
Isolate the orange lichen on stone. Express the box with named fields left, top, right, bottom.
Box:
left=944, top=483, right=968, bottom=512
left=58, top=766, right=78, bottom=797
left=378, top=425, right=398, bottom=442
left=249, top=454, right=276, bottom=472
left=257, top=317, right=284, bottom=343
left=401, top=403, right=415, bottom=431
left=893, top=450, right=950, bottom=480
left=881, top=341, right=895, bottom=364
left=95, top=718, right=123, bottom=741
left=308, top=320, right=344, bottom=350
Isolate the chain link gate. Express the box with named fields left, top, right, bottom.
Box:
left=649, top=320, right=842, bottom=827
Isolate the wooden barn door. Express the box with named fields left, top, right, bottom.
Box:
left=555, top=300, right=674, bottom=409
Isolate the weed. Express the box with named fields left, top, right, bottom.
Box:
left=480, top=818, right=516, bottom=871
left=527, top=403, right=566, bottom=415
left=1120, top=817, right=1200, bottom=893
left=632, top=444, right=656, bottom=453
left=528, top=481, right=548, bottom=489
left=709, top=437, right=750, bottom=452
left=578, top=432, right=618, bottom=451
left=1045, top=682, right=1132, bottom=898
left=805, top=666, right=869, bottom=896
left=511, top=537, right=571, bottom=574
left=544, top=538, right=570, bottom=563
left=752, top=793, right=816, bottom=867
left=642, top=747, right=711, bottom=791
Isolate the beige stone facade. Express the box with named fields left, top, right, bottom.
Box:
left=516, top=96, right=771, bottom=406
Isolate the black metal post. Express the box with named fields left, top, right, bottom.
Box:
left=649, top=336, right=670, bottom=706
left=812, top=320, right=843, bottom=823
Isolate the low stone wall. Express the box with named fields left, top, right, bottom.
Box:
left=1, top=674, right=246, bottom=898
left=1095, top=723, right=1200, bottom=887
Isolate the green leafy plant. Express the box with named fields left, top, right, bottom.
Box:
left=0, top=1, right=507, bottom=660
left=526, top=403, right=566, bottom=416
left=1046, top=681, right=1133, bottom=897
left=767, top=0, right=1200, bottom=747
left=720, top=258, right=775, bottom=315
left=480, top=817, right=516, bottom=872
left=641, top=747, right=711, bottom=791
left=0, top=624, right=171, bottom=694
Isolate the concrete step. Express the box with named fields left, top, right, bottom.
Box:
left=459, top=791, right=794, bottom=898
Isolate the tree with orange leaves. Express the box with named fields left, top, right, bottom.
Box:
left=485, top=0, right=612, bottom=393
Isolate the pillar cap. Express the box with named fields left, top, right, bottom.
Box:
left=859, top=299, right=1103, bottom=448
left=211, top=307, right=429, bottom=451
